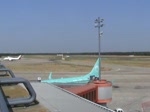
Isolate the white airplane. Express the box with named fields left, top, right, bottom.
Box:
left=3, top=55, right=22, bottom=61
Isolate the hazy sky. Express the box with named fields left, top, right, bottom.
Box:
left=0, top=1, right=149, bottom=53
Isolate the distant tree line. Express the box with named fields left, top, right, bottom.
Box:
left=101, top=52, right=150, bottom=56
left=0, top=52, right=150, bottom=57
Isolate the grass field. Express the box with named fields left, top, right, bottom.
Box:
left=102, top=56, right=150, bottom=67
left=6, top=55, right=98, bottom=72
left=6, top=55, right=150, bottom=73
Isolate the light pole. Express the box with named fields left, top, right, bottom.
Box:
left=95, top=17, right=104, bottom=80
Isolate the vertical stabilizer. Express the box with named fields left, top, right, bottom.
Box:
left=48, top=72, right=52, bottom=79
left=18, top=55, right=22, bottom=59
left=86, top=58, right=100, bottom=78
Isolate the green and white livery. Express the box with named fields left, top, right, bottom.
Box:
left=41, top=58, right=100, bottom=84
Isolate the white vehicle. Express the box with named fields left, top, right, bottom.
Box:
left=3, top=55, right=22, bottom=61
left=114, top=108, right=124, bottom=112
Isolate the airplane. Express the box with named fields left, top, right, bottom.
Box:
left=3, top=55, right=22, bottom=61
left=41, top=58, right=100, bottom=84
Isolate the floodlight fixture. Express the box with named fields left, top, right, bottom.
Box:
left=100, top=31, right=103, bottom=36
left=100, top=24, right=104, bottom=27
left=100, top=18, right=104, bottom=22
left=100, top=31, right=103, bottom=34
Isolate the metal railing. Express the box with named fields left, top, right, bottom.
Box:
left=0, top=87, right=10, bottom=112
left=0, top=77, right=36, bottom=112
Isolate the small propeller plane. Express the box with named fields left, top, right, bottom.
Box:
left=3, top=55, right=22, bottom=61
left=41, top=58, right=100, bottom=84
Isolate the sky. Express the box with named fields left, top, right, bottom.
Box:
left=0, top=0, right=150, bottom=53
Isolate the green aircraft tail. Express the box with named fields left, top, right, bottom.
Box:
left=48, top=72, right=52, bottom=79
left=85, top=58, right=100, bottom=78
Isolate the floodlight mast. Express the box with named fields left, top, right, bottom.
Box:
left=95, top=17, right=104, bottom=80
